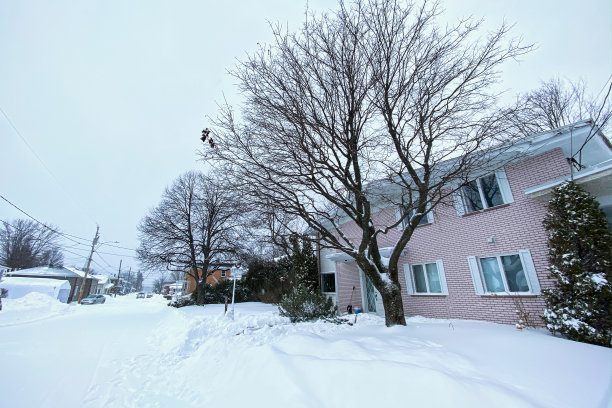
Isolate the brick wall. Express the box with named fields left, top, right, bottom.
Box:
left=322, top=148, right=572, bottom=325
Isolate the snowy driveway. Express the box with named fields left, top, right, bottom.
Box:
left=1, top=294, right=610, bottom=408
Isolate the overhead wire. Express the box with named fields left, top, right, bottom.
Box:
left=0, top=193, right=90, bottom=246
left=1, top=194, right=140, bottom=275
left=0, top=105, right=99, bottom=226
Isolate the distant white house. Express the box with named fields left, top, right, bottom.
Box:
left=0, top=277, right=71, bottom=303
left=6, top=266, right=98, bottom=302
left=91, top=273, right=114, bottom=294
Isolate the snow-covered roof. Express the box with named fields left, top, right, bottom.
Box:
left=7, top=266, right=83, bottom=278
left=64, top=267, right=102, bottom=281
left=0, top=276, right=71, bottom=290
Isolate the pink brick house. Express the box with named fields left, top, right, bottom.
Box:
left=318, top=121, right=612, bottom=325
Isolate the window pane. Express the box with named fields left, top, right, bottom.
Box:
left=501, top=255, right=529, bottom=292
left=321, top=273, right=336, bottom=293
left=412, top=265, right=427, bottom=293
left=462, top=180, right=483, bottom=212
left=408, top=209, right=429, bottom=226
left=480, top=174, right=504, bottom=208
left=425, top=263, right=442, bottom=293
left=479, top=257, right=505, bottom=292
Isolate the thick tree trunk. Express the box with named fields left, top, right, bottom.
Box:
left=381, top=285, right=406, bottom=326
left=194, top=280, right=207, bottom=305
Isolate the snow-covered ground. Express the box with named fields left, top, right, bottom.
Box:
left=0, top=294, right=610, bottom=408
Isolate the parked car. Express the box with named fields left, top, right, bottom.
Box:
left=81, top=294, right=106, bottom=305
left=136, top=292, right=145, bottom=299
left=146, top=293, right=153, bottom=298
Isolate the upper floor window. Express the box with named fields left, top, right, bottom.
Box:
left=221, top=270, right=227, bottom=278
left=397, top=205, right=434, bottom=229
left=454, top=168, right=514, bottom=216
left=462, top=174, right=504, bottom=212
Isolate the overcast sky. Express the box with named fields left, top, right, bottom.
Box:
left=1, top=0, right=610, bottom=284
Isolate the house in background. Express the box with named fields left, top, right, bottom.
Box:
left=0, top=277, right=71, bottom=303
left=319, top=121, right=612, bottom=325
left=184, top=261, right=237, bottom=294
left=6, top=266, right=98, bottom=303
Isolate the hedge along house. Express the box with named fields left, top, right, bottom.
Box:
left=318, top=121, right=612, bottom=324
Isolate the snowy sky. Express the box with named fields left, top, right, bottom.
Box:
left=1, top=0, right=610, bottom=283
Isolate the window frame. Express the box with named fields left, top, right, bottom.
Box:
left=477, top=253, right=532, bottom=294
left=461, top=173, right=505, bottom=213
left=398, top=205, right=434, bottom=230
left=321, top=271, right=337, bottom=294
left=406, top=261, right=447, bottom=296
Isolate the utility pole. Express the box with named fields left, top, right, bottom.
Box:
left=126, top=267, right=132, bottom=294
left=116, top=259, right=122, bottom=296
left=78, top=225, right=100, bottom=304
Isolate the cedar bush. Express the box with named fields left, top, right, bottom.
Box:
left=541, top=182, right=612, bottom=347
left=279, top=284, right=337, bottom=323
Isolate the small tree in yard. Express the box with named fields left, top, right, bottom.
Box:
left=279, top=285, right=337, bottom=323
left=244, top=256, right=293, bottom=303
left=291, top=235, right=319, bottom=292
left=542, top=182, right=612, bottom=347
left=204, top=0, right=530, bottom=326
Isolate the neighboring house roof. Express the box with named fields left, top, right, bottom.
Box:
left=64, top=267, right=101, bottom=281
left=195, top=261, right=238, bottom=270
left=7, top=266, right=85, bottom=279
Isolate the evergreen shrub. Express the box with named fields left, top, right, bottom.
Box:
left=541, top=182, right=612, bottom=347
left=279, top=284, right=337, bottom=323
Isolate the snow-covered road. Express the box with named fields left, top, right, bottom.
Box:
left=1, top=294, right=610, bottom=408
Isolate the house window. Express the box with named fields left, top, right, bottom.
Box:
left=411, top=263, right=442, bottom=293
left=461, top=173, right=505, bottom=213
left=221, top=270, right=226, bottom=278
left=404, top=260, right=448, bottom=295
left=399, top=206, right=434, bottom=229
left=478, top=254, right=529, bottom=293
left=404, top=209, right=433, bottom=228
left=467, top=250, right=541, bottom=295
left=321, top=273, right=336, bottom=293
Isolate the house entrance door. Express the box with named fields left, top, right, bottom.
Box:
left=361, top=271, right=385, bottom=317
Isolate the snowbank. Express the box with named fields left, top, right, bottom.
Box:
left=0, top=299, right=610, bottom=408
left=0, top=292, right=71, bottom=326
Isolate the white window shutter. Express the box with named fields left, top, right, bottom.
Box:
left=518, top=249, right=541, bottom=295
left=403, top=264, right=414, bottom=295
left=453, top=190, right=466, bottom=216
left=467, top=256, right=485, bottom=295
left=435, top=260, right=448, bottom=295
left=395, top=206, right=403, bottom=230
left=495, top=168, right=514, bottom=204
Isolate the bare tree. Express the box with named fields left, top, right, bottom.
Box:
left=137, top=171, right=246, bottom=304
left=152, top=270, right=169, bottom=293
left=0, top=219, right=64, bottom=269
left=203, top=0, right=530, bottom=326
left=512, top=78, right=611, bottom=134
left=510, top=77, right=612, bottom=168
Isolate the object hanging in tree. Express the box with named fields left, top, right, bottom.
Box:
left=201, top=128, right=215, bottom=148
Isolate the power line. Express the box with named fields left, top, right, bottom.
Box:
left=0, top=105, right=99, bottom=226
left=98, top=242, right=138, bottom=252
left=95, top=252, right=117, bottom=270
left=0, top=194, right=88, bottom=246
